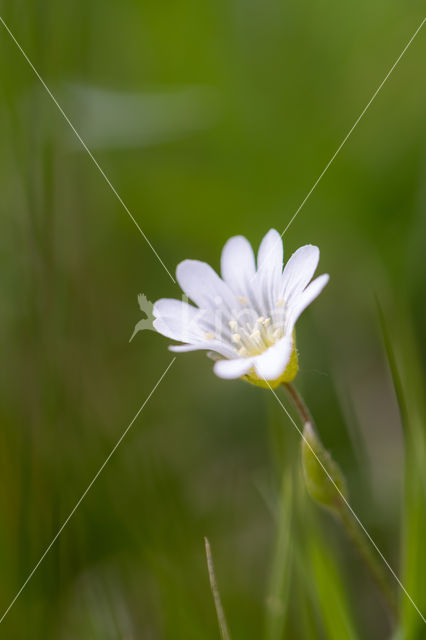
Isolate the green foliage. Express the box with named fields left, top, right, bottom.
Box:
left=377, top=302, right=426, bottom=638
left=308, top=528, right=360, bottom=640
left=263, top=472, right=293, bottom=640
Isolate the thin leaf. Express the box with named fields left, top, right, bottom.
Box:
left=308, top=529, right=360, bottom=640
left=204, top=538, right=232, bottom=640
left=264, top=471, right=293, bottom=640
left=376, top=298, right=426, bottom=637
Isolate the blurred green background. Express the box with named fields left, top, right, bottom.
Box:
left=0, top=1, right=425, bottom=638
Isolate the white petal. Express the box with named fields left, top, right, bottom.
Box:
left=170, top=342, right=236, bottom=358
left=169, top=343, right=207, bottom=353
left=221, top=235, right=256, bottom=295
left=213, top=357, right=252, bottom=379
left=154, top=297, right=237, bottom=354
left=281, top=245, right=319, bottom=300
left=176, top=260, right=237, bottom=311
left=256, top=229, right=284, bottom=315
left=289, top=274, right=329, bottom=323
left=257, top=229, right=283, bottom=272
left=253, top=334, right=293, bottom=381
left=153, top=298, right=204, bottom=343
left=153, top=316, right=202, bottom=343
left=153, top=298, right=198, bottom=321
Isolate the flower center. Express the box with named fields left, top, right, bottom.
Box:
left=228, top=316, right=283, bottom=357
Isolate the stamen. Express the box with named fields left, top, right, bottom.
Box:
left=256, top=316, right=265, bottom=324
left=232, top=333, right=242, bottom=343
left=250, top=329, right=261, bottom=340
left=204, top=332, right=215, bottom=340
left=273, top=328, right=283, bottom=339
left=238, top=346, right=248, bottom=356
left=263, top=317, right=271, bottom=326
left=238, top=296, right=248, bottom=305
left=276, top=298, right=284, bottom=307
left=229, top=320, right=238, bottom=330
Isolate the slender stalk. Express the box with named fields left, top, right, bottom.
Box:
left=338, top=505, right=398, bottom=620
left=204, top=537, right=232, bottom=640
left=284, top=382, right=313, bottom=426
left=283, top=382, right=398, bottom=623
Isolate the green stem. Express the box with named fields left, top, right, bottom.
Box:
left=284, top=382, right=312, bottom=426
left=337, top=504, right=398, bottom=621
left=283, top=382, right=398, bottom=624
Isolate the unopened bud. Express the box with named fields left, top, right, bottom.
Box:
left=301, top=422, right=348, bottom=512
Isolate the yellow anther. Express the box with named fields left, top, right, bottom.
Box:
left=229, top=320, right=238, bottom=330
left=204, top=332, right=215, bottom=340
left=238, top=296, right=248, bottom=305
left=232, top=333, right=242, bottom=343
left=238, top=346, right=248, bottom=356
left=276, top=298, right=284, bottom=307
left=263, top=317, right=271, bottom=326
left=257, top=316, right=265, bottom=324
left=250, top=329, right=261, bottom=340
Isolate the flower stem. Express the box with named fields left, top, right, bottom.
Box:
left=284, top=382, right=313, bottom=426
left=337, top=504, right=398, bottom=621
left=283, top=382, right=398, bottom=623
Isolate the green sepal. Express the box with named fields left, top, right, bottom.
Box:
left=242, top=332, right=299, bottom=389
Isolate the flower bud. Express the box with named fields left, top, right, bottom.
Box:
left=301, top=422, right=348, bottom=512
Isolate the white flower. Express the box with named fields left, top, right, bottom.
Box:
left=153, top=229, right=329, bottom=388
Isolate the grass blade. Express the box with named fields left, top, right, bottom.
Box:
left=204, top=537, right=232, bottom=640
left=308, top=527, right=360, bottom=640
left=376, top=299, right=426, bottom=637
left=264, top=472, right=293, bottom=640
